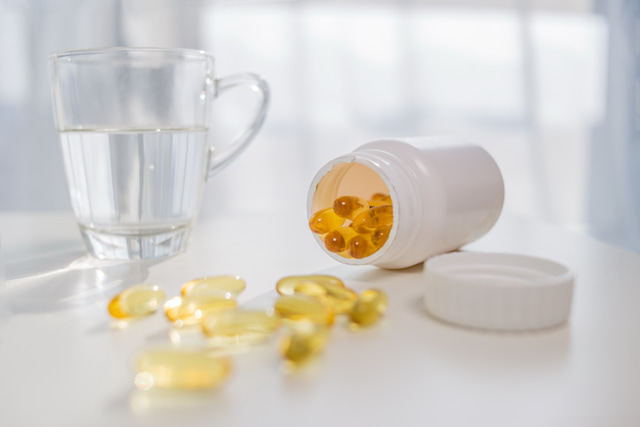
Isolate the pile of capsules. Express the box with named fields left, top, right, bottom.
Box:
left=309, top=193, right=393, bottom=259
left=108, top=275, right=388, bottom=391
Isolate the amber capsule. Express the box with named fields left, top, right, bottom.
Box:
left=350, top=289, right=388, bottom=327
left=371, top=225, right=392, bottom=248
left=181, top=275, right=246, bottom=298
left=280, top=322, right=330, bottom=364
left=201, top=309, right=281, bottom=346
left=274, top=295, right=334, bottom=326
left=276, top=275, right=345, bottom=296
left=134, top=349, right=231, bottom=391
left=324, top=227, right=358, bottom=253
left=371, top=193, right=392, bottom=204
left=349, top=235, right=377, bottom=259
left=333, top=195, right=369, bottom=220
left=294, top=282, right=357, bottom=315
left=309, top=207, right=345, bottom=234
left=164, top=295, right=237, bottom=328
left=108, top=284, right=165, bottom=319
left=352, top=205, right=394, bottom=234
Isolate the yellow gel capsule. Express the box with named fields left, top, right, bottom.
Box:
left=324, top=227, right=358, bottom=253
left=134, top=349, right=231, bottom=391
left=371, top=225, right=392, bottom=248
left=164, top=295, right=237, bottom=328
left=352, top=205, right=394, bottom=234
left=294, top=282, right=357, bottom=315
left=371, top=193, right=392, bottom=204
left=274, top=295, right=334, bottom=326
left=309, top=207, right=346, bottom=235
left=293, top=281, right=328, bottom=298
left=181, top=275, right=246, bottom=298
left=276, top=275, right=345, bottom=296
left=280, top=322, right=330, bottom=364
left=108, top=284, right=165, bottom=319
left=201, top=309, right=281, bottom=346
left=350, top=289, right=388, bottom=327
left=333, top=195, right=369, bottom=220
left=349, top=235, right=377, bottom=259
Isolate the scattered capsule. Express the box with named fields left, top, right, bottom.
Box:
left=371, top=225, right=392, bottom=248
left=134, top=349, right=231, bottom=391
left=333, top=196, right=369, bottom=220
left=349, top=235, right=377, bottom=259
left=294, top=282, right=357, bottom=315
left=352, top=205, right=393, bottom=234
left=371, top=193, right=392, bottom=204
left=293, top=281, right=328, bottom=298
left=181, top=275, right=246, bottom=298
left=280, top=322, right=330, bottom=365
left=324, top=227, right=358, bottom=253
left=164, top=295, right=237, bottom=328
left=108, top=284, right=165, bottom=319
left=274, top=294, right=335, bottom=326
left=276, top=275, right=345, bottom=296
left=202, top=309, right=281, bottom=346
left=350, top=289, right=388, bottom=327
left=309, top=207, right=346, bottom=234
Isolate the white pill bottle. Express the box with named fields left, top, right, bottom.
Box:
left=307, top=137, right=505, bottom=269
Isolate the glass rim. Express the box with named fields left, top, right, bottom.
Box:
left=48, top=46, right=213, bottom=62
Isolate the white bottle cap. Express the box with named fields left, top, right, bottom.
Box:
left=424, top=252, right=574, bottom=331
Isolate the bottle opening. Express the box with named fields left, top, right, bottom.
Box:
left=308, top=161, right=394, bottom=262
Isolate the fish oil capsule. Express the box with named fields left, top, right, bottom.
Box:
left=371, top=225, right=392, bottom=248
left=333, top=195, right=369, bottom=220
left=350, top=289, right=388, bottom=327
left=280, top=322, right=330, bottom=365
left=134, top=349, right=231, bottom=391
left=349, top=235, right=377, bottom=259
left=309, top=208, right=346, bottom=234
left=293, top=281, right=327, bottom=298
left=371, top=193, right=392, bottom=204
left=181, top=275, right=246, bottom=298
left=108, top=284, right=165, bottom=319
left=276, top=275, right=344, bottom=296
left=164, top=295, right=237, bottom=328
left=274, top=295, right=335, bottom=326
left=352, top=205, right=394, bottom=234
left=201, top=309, right=281, bottom=346
left=294, top=282, right=357, bottom=315
left=324, top=227, right=358, bottom=253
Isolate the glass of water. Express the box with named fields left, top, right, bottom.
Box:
left=49, top=48, right=269, bottom=260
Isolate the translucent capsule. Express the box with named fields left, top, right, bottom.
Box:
left=351, top=205, right=394, bottom=234
left=350, top=289, right=388, bottom=327
left=349, top=235, right=377, bottom=259
left=294, top=282, right=357, bottom=315
left=134, top=349, right=231, bottom=391
left=371, top=193, right=392, bottom=204
left=371, top=225, right=392, bottom=249
left=309, top=208, right=346, bottom=235
left=280, top=322, right=330, bottom=365
left=164, top=295, right=237, bottom=328
left=324, top=227, right=358, bottom=253
left=108, top=284, right=165, bottom=319
left=201, top=309, right=281, bottom=346
left=274, top=295, right=334, bottom=326
left=181, top=275, right=246, bottom=298
left=333, top=196, right=369, bottom=220
left=276, top=275, right=345, bottom=296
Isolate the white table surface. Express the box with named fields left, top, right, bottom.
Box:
left=0, top=211, right=639, bottom=427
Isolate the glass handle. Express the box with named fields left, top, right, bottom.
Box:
left=206, top=73, right=270, bottom=180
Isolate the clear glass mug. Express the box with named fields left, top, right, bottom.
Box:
left=49, top=47, right=269, bottom=260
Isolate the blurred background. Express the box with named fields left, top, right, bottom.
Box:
left=0, top=0, right=638, bottom=253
